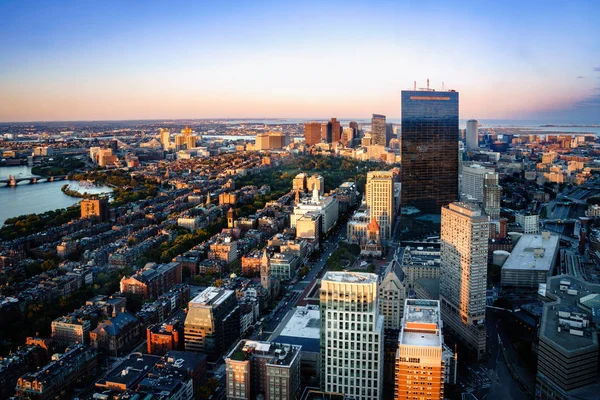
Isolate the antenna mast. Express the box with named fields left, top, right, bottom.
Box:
left=414, top=81, right=416, bottom=90
left=427, top=78, right=430, bottom=90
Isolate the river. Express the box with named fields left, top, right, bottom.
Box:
left=0, top=166, right=112, bottom=227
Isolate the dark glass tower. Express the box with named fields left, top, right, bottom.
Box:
left=401, top=90, right=459, bottom=214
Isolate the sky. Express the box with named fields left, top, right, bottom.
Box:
left=0, top=0, right=598, bottom=123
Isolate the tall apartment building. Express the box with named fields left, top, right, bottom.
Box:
left=378, top=257, right=406, bottom=330
left=80, top=198, right=109, bottom=221
left=225, top=340, right=301, bottom=400
left=371, top=114, right=387, bottom=147
left=366, top=171, right=394, bottom=240
left=184, top=287, right=240, bottom=360
left=395, top=299, right=445, bottom=400
left=466, top=119, right=478, bottom=150
left=440, top=202, right=488, bottom=359
left=536, top=275, right=600, bottom=399
left=401, top=90, right=459, bottom=214
left=304, top=122, right=322, bottom=146
left=320, top=272, right=384, bottom=400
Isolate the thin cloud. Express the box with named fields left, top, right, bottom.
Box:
left=594, top=67, right=600, bottom=72
left=577, top=76, right=585, bottom=79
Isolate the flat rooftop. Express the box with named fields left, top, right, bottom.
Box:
left=502, top=233, right=559, bottom=272
left=540, top=275, right=600, bottom=352
left=322, top=271, right=377, bottom=284
left=189, top=286, right=234, bottom=308
left=400, top=299, right=442, bottom=347
left=278, top=305, right=320, bottom=340
left=401, top=330, right=441, bottom=347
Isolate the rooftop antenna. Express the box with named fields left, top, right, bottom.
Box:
left=414, top=81, right=416, bottom=90
left=427, top=78, right=430, bottom=90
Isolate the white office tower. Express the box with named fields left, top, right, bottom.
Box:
left=395, top=299, right=445, bottom=400
left=366, top=171, right=394, bottom=241
left=461, top=164, right=495, bottom=203
left=440, top=202, right=489, bottom=360
left=466, top=120, right=478, bottom=150
left=320, top=271, right=384, bottom=400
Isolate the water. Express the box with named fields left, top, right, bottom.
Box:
left=0, top=166, right=112, bottom=226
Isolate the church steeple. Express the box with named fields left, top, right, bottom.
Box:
left=227, top=207, right=235, bottom=229
left=261, top=248, right=271, bottom=294
left=312, top=183, right=320, bottom=203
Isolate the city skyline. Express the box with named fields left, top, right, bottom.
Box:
left=1, top=0, right=599, bottom=123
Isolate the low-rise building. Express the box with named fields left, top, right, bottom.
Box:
left=90, top=312, right=141, bottom=356
left=225, top=340, right=301, bottom=400
left=15, top=344, right=98, bottom=400
left=120, top=261, right=182, bottom=300
left=501, top=232, right=560, bottom=288
left=146, top=310, right=185, bottom=355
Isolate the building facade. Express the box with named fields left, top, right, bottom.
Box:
left=80, top=198, right=109, bottom=221
left=320, top=272, right=384, bottom=400
left=366, top=171, right=394, bottom=240
left=439, top=202, right=488, bottom=359
left=184, top=287, right=240, bottom=360
left=378, top=257, right=406, bottom=330
left=371, top=114, right=387, bottom=147
left=395, top=299, right=445, bottom=400
left=401, top=90, right=459, bottom=214
left=225, top=340, right=301, bottom=400
left=305, top=122, right=322, bottom=146
left=466, top=119, right=478, bottom=150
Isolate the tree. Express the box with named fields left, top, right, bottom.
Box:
left=40, top=259, right=56, bottom=272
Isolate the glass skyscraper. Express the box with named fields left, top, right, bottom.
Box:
left=401, top=90, right=459, bottom=214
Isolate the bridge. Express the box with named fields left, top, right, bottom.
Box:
left=0, top=175, right=71, bottom=187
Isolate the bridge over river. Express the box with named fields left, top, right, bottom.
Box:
left=0, top=175, right=71, bottom=187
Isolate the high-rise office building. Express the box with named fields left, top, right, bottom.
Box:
left=331, top=118, right=341, bottom=143
left=184, top=287, right=240, bottom=361
left=461, top=164, right=496, bottom=203
left=371, top=114, right=387, bottom=146
left=342, top=127, right=354, bottom=146
left=175, top=135, right=186, bottom=151
left=466, top=120, right=479, bottom=150
left=159, top=128, right=170, bottom=150
left=439, top=202, right=488, bottom=359
left=181, top=125, right=193, bottom=137
left=321, top=123, right=331, bottom=143
left=401, top=90, right=459, bottom=214
left=304, top=122, right=322, bottom=146
left=225, top=340, right=301, bottom=400
left=395, top=299, right=445, bottom=400
left=185, top=135, right=197, bottom=150
left=320, top=272, right=384, bottom=400
left=386, top=123, right=394, bottom=147
left=483, top=173, right=501, bottom=219
left=366, top=171, right=394, bottom=240
left=320, top=118, right=341, bottom=143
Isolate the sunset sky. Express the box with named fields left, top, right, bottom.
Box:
left=0, top=0, right=598, bottom=123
